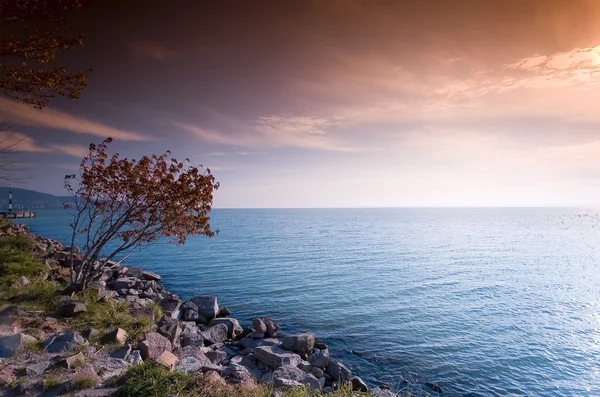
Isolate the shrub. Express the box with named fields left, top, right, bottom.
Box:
left=0, top=235, right=43, bottom=285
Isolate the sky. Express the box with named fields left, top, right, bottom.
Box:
left=2, top=0, right=600, bottom=207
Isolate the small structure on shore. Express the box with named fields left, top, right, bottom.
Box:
left=0, top=188, right=36, bottom=218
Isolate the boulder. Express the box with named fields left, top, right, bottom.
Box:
left=281, top=333, right=315, bottom=353
left=189, top=296, right=219, bottom=319
left=138, top=332, right=172, bottom=361
left=218, top=306, right=231, bottom=317
left=200, top=363, right=225, bottom=374
left=70, top=364, right=101, bottom=389
left=104, top=328, right=128, bottom=345
left=262, top=317, right=280, bottom=338
left=159, top=297, right=181, bottom=320
left=252, top=318, right=267, bottom=333
left=273, top=365, right=321, bottom=392
left=0, top=306, right=28, bottom=326
left=127, top=350, right=143, bottom=365
left=110, top=277, right=138, bottom=290
left=26, top=361, right=50, bottom=376
left=0, top=365, right=17, bottom=387
left=201, top=323, right=229, bottom=345
left=238, top=337, right=280, bottom=349
left=43, top=332, right=87, bottom=354
left=222, top=363, right=256, bottom=385
left=157, top=316, right=181, bottom=346
left=183, top=308, right=201, bottom=322
left=325, top=359, right=351, bottom=381
left=125, top=267, right=161, bottom=281
left=351, top=376, right=369, bottom=392
left=60, top=351, right=86, bottom=369
left=12, top=276, right=29, bottom=288
left=308, top=348, right=330, bottom=368
left=253, top=345, right=302, bottom=369
left=55, top=299, right=87, bottom=317
left=175, top=355, right=203, bottom=373
left=204, top=370, right=226, bottom=386
left=110, top=344, right=132, bottom=360
left=181, top=332, right=204, bottom=347
left=0, top=333, right=36, bottom=358
left=156, top=350, right=179, bottom=370
left=209, top=318, right=243, bottom=339
left=312, top=366, right=324, bottom=378
left=206, top=349, right=227, bottom=365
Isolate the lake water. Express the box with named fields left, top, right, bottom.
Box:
left=16, top=208, right=600, bottom=396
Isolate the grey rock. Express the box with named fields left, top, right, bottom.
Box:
left=176, top=356, right=204, bottom=373
left=12, top=276, right=29, bottom=288
left=43, top=332, right=87, bottom=354
left=127, top=350, right=143, bottom=365
left=70, top=364, right=101, bottom=389
left=183, top=308, right=200, bottom=322
left=263, top=317, right=280, bottom=338
left=182, top=332, right=204, bottom=347
left=238, top=337, right=280, bottom=349
left=110, top=344, right=132, bottom=360
left=181, top=300, right=198, bottom=312
left=252, top=318, right=267, bottom=333
left=281, top=333, right=315, bottom=353
left=125, top=267, right=161, bottom=281
left=325, top=359, right=351, bottom=381
left=206, top=349, right=227, bottom=365
left=314, top=342, right=328, bottom=350
left=222, top=363, right=255, bottom=384
left=201, top=323, right=228, bottom=345
left=351, top=376, right=369, bottom=392
left=60, top=351, right=85, bottom=369
left=55, top=299, right=87, bottom=317
left=308, top=348, right=330, bottom=368
left=253, top=345, right=302, bottom=369
left=200, top=363, right=225, bottom=374
left=273, top=364, right=321, bottom=392
left=190, top=296, right=219, bottom=319
left=0, top=333, right=36, bottom=358
left=25, top=360, right=50, bottom=376
left=157, top=316, right=181, bottom=346
left=249, top=331, right=265, bottom=339
left=312, top=366, right=324, bottom=378
left=74, top=388, right=120, bottom=397
left=0, top=306, right=28, bottom=326
left=110, top=276, right=138, bottom=290
left=159, top=297, right=181, bottom=320
left=218, top=306, right=231, bottom=317
left=138, top=332, right=172, bottom=361
left=209, top=318, right=243, bottom=339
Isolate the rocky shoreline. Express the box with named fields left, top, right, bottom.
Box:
left=0, top=222, right=420, bottom=396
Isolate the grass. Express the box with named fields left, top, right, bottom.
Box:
left=73, top=290, right=156, bottom=343
left=119, top=363, right=191, bottom=397
left=72, top=376, right=99, bottom=390
left=0, top=235, right=44, bottom=285
left=24, top=341, right=44, bottom=354
left=42, top=374, right=63, bottom=391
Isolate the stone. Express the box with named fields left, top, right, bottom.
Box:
left=325, top=359, right=351, bottom=382
left=351, top=376, right=369, bottom=392
left=204, top=370, right=227, bottom=385
left=262, top=317, right=280, bottom=338
left=43, top=332, right=87, bottom=354
left=209, top=318, right=243, bottom=339
left=83, top=328, right=101, bottom=339
left=127, top=350, right=143, bottom=365
left=110, top=344, right=132, bottom=360
left=252, top=318, right=267, bottom=333
left=183, top=308, right=200, bottom=322
left=253, top=345, right=302, bottom=369
left=12, top=275, right=29, bottom=288
left=157, top=316, right=181, bottom=345
left=105, top=328, right=128, bottom=345
left=273, top=365, right=321, bottom=392
left=175, top=356, right=204, bottom=373
left=60, top=351, right=86, bottom=369
left=177, top=345, right=210, bottom=361
left=159, top=297, right=181, bottom=320
left=189, top=296, right=219, bottom=319
left=182, top=332, right=204, bottom=347
left=222, top=363, right=256, bottom=385
left=55, top=299, right=87, bottom=317
left=238, top=337, right=280, bottom=349
left=26, top=360, right=50, bottom=376
left=125, top=267, right=161, bottom=281
left=74, top=388, right=120, bottom=397
left=201, top=323, right=229, bottom=345
left=425, top=382, right=443, bottom=393
left=206, top=349, right=227, bottom=365
left=370, top=387, right=397, bottom=397
left=231, top=355, right=257, bottom=369
left=200, top=363, right=225, bottom=374
left=155, top=350, right=179, bottom=370
left=314, top=342, right=327, bottom=350
left=110, top=276, right=138, bottom=290
left=181, top=300, right=198, bottom=312
left=308, top=348, right=330, bottom=368
left=312, top=366, right=324, bottom=378
left=70, top=364, right=101, bottom=389
left=218, top=306, right=231, bottom=317
left=138, top=332, right=172, bottom=361
left=281, top=333, right=315, bottom=353
left=0, top=333, right=36, bottom=358
left=0, top=365, right=17, bottom=387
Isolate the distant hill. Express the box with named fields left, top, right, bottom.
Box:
left=0, top=187, right=71, bottom=210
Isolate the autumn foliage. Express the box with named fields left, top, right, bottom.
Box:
left=64, top=138, right=219, bottom=290
left=0, top=0, right=91, bottom=109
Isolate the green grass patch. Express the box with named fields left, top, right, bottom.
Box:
left=0, top=235, right=44, bottom=285
left=72, top=375, right=98, bottom=390
left=0, top=278, right=62, bottom=312
left=119, top=363, right=190, bottom=397
left=42, top=374, right=63, bottom=390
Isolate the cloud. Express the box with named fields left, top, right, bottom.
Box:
left=0, top=132, right=88, bottom=158
left=0, top=97, right=149, bottom=141
left=129, top=40, right=171, bottom=62
left=175, top=117, right=356, bottom=152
